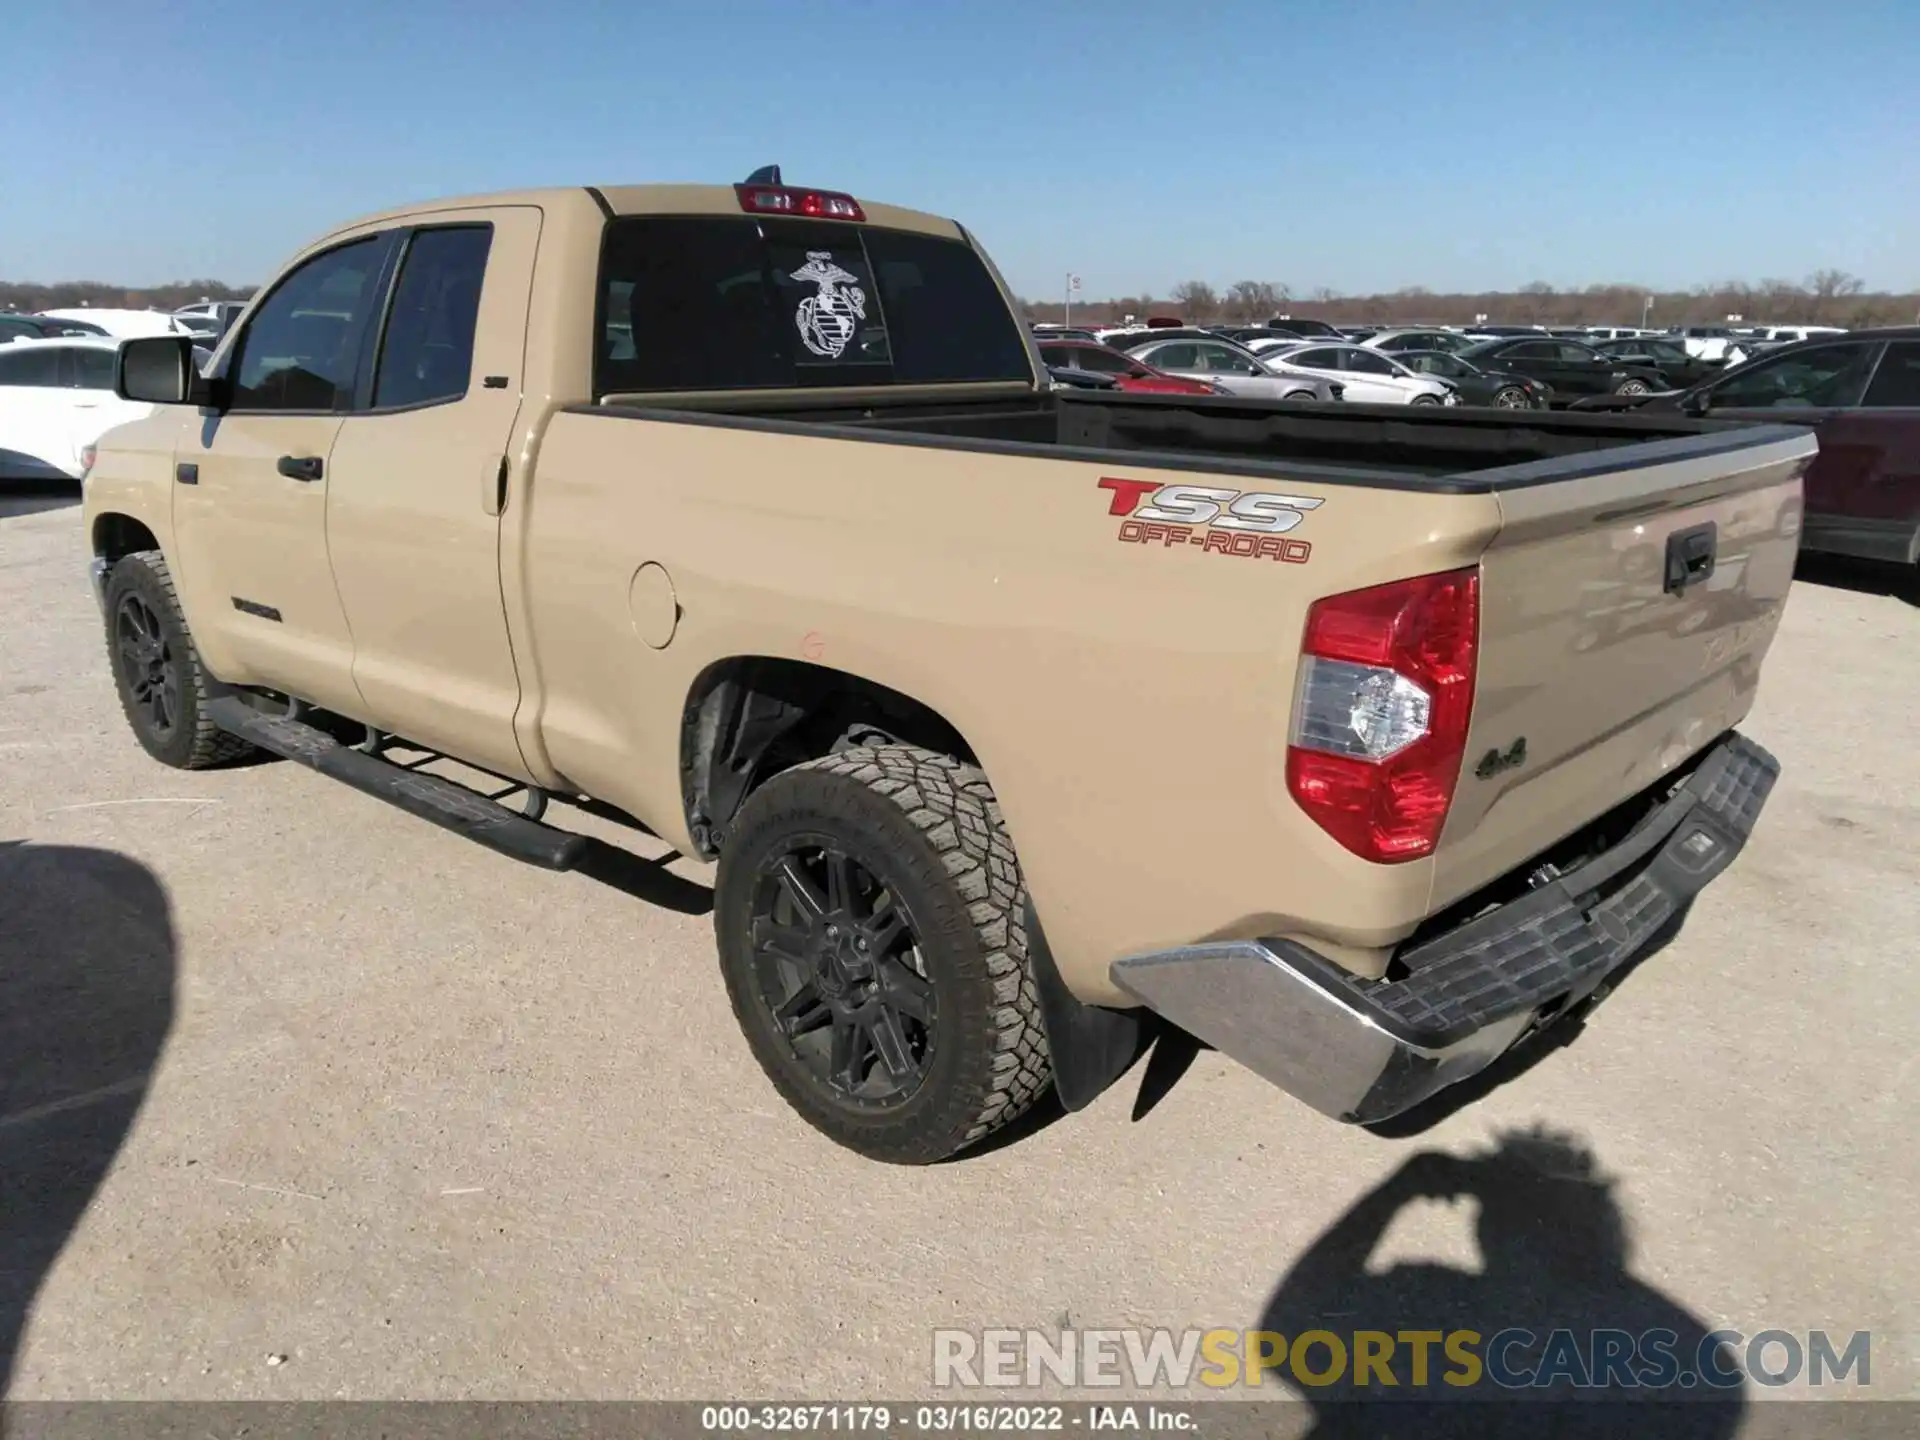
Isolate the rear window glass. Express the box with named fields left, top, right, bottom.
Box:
left=595, top=216, right=1033, bottom=395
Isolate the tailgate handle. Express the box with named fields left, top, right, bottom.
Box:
left=1664, top=523, right=1717, bottom=594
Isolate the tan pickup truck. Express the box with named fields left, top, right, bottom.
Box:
left=84, top=173, right=1813, bottom=1163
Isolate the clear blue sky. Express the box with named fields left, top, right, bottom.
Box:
left=4, top=0, right=1915, bottom=297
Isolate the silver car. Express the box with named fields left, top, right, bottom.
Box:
left=1127, top=337, right=1343, bottom=403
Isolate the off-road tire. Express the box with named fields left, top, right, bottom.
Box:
left=715, top=745, right=1052, bottom=1164
left=103, top=550, right=255, bottom=769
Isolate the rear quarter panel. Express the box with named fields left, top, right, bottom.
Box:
left=520, top=413, right=1502, bottom=1001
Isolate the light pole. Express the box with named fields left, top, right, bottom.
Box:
left=1065, top=272, right=1081, bottom=328
left=1642, top=295, right=1654, bottom=331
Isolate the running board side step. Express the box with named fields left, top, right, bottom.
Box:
left=207, top=698, right=587, bottom=871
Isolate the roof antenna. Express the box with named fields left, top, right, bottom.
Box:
left=743, top=164, right=782, bottom=186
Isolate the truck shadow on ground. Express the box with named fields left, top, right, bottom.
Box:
left=1257, top=1127, right=1746, bottom=1438
left=0, top=841, right=175, bottom=1395
left=1794, top=552, right=1919, bottom=608
left=0, top=476, right=81, bottom=521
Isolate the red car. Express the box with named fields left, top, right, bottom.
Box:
left=1037, top=339, right=1219, bottom=395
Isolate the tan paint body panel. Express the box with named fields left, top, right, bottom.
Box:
left=1434, top=436, right=1807, bottom=907
left=521, top=414, right=1501, bottom=1000
left=80, top=181, right=1803, bottom=1009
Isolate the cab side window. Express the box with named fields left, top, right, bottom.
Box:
left=72, top=347, right=118, bottom=389
left=1707, top=343, right=1873, bottom=410
left=228, top=237, right=388, bottom=413
left=373, top=226, right=493, bottom=409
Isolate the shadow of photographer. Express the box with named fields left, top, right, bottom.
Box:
left=1257, top=1126, right=1744, bottom=1438
left=0, top=841, right=176, bottom=1394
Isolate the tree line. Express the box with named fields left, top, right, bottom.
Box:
left=1, top=279, right=254, bottom=314
left=1032, top=271, right=1920, bottom=329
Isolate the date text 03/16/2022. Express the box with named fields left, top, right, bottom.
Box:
left=1097, top=476, right=1319, bottom=563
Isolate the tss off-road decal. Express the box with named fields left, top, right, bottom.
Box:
left=1097, top=477, right=1322, bottom=563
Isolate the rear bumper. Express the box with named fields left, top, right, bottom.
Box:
left=1110, top=732, right=1778, bottom=1124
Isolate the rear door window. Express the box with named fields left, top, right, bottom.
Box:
left=595, top=216, right=1033, bottom=395
left=372, top=225, right=492, bottom=409
left=1861, top=342, right=1920, bottom=407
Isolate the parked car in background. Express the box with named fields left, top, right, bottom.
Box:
left=1124, top=335, right=1342, bottom=401
left=1364, top=327, right=1480, bottom=356
left=37, top=307, right=198, bottom=340
left=174, top=300, right=249, bottom=331
left=1581, top=326, right=1658, bottom=341
left=1395, top=349, right=1551, bottom=409
left=1590, top=336, right=1720, bottom=389
left=1463, top=324, right=1549, bottom=339
left=1574, top=330, right=1920, bottom=570
left=1210, top=325, right=1305, bottom=348
left=1759, top=325, right=1846, bottom=345
left=1670, top=325, right=1745, bottom=362
left=1257, top=342, right=1458, bottom=405
left=1458, top=337, right=1667, bottom=402
left=2, top=312, right=111, bottom=342
left=1045, top=365, right=1119, bottom=390
left=1035, top=339, right=1219, bottom=394
left=1263, top=316, right=1343, bottom=337
left=0, top=338, right=156, bottom=482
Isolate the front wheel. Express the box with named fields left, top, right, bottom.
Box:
left=714, top=746, right=1052, bottom=1164
left=1492, top=385, right=1531, bottom=409
left=1410, top=394, right=1442, bottom=406
left=1614, top=378, right=1652, bottom=397
left=103, top=551, right=256, bottom=769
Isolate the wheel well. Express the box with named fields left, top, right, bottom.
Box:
left=92, top=513, right=159, bottom=562
left=680, top=657, right=976, bottom=858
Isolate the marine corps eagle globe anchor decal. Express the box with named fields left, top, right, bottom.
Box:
left=792, top=251, right=867, bottom=358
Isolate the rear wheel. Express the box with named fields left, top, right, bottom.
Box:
left=714, top=746, right=1052, bottom=1164
left=1493, top=385, right=1531, bottom=409
left=103, top=551, right=255, bottom=770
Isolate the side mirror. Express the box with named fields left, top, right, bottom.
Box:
left=117, top=335, right=206, bottom=406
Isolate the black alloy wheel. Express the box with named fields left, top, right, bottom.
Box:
left=114, top=591, right=181, bottom=742
left=714, top=746, right=1052, bottom=1163
left=746, top=837, right=936, bottom=1107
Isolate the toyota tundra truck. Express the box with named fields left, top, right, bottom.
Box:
left=83, top=172, right=1812, bottom=1163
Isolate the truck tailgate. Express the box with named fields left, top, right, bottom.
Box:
left=1432, top=426, right=1814, bottom=908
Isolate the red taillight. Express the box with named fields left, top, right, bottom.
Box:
left=735, top=184, right=865, bottom=222
left=1286, top=568, right=1480, bottom=863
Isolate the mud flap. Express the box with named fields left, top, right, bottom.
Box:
left=1025, top=899, right=1150, bottom=1112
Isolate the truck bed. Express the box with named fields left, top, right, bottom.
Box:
left=586, top=388, right=1810, bottom=490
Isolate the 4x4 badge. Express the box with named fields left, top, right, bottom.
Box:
left=1475, top=737, right=1528, bottom=779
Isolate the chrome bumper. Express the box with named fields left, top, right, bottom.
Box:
left=1111, top=732, right=1779, bottom=1125
left=88, top=557, right=111, bottom=614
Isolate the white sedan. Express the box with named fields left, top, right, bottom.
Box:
left=1126, top=337, right=1343, bottom=402
left=36, top=307, right=200, bottom=340
left=1255, top=342, right=1458, bottom=405
left=0, top=338, right=155, bottom=482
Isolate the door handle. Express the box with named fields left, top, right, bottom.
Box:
left=277, top=455, right=324, bottom=482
